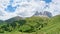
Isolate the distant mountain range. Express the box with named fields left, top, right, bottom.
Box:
left=4, top=11, right=52, bottom=22
left=0, top=14, right=60, bottom=24
left=33, top=11, right=52, bottom=17
left=0, top=11, right=58, bottom=22
left=0, top=20, right=4, bottom=23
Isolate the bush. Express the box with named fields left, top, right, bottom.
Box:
left=0, top=28, right=4, bottom=33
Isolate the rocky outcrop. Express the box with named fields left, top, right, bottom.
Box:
left=33, top=11, right=52, bottom=17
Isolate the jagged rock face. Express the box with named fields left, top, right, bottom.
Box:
left=34, top=11, right=42, bottom=16
left=33, top=11, right=52, bottom=17
left=43, top=11, right=52, bottom=17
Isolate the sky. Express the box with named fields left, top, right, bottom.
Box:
left=0, top=0, right=60, bottom=20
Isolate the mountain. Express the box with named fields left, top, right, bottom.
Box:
left=0, top=20, right=3, bottom=23
left=0, top=15, right=60, bottom=34
left=5, top=16, right=24, bottom=23
left=5, top=11, right=52, bottom=23
left=33, top=11, right=52, bottom=17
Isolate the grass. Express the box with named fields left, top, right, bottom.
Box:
left=0, top=15, right=60, bottom=34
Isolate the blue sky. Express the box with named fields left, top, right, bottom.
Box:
left=43, top=0, right=52, bottom=3
left=4, top=0, right=17, bottom=12
left=5, top=5, right=17, bottom=12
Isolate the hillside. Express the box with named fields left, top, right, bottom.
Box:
left=5, top=16, right=24, bottom=23
left=0, top=15, right=60, bottom=34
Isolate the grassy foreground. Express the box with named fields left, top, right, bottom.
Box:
left=0, top=15, right=60, bottom=34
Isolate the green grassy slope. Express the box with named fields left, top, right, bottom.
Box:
left=0, top=15, right=60, bottom=34
left=37, top=15, right=60, bottom=34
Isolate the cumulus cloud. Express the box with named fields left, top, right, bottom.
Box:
left=48, top=0, right=60, bottom=16
left=0, top=0, right=60, bottom=20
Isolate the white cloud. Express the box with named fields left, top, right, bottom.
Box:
left=47, top=0, right=60, bottom=16
left=0, top=0, right=60, bottom=20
